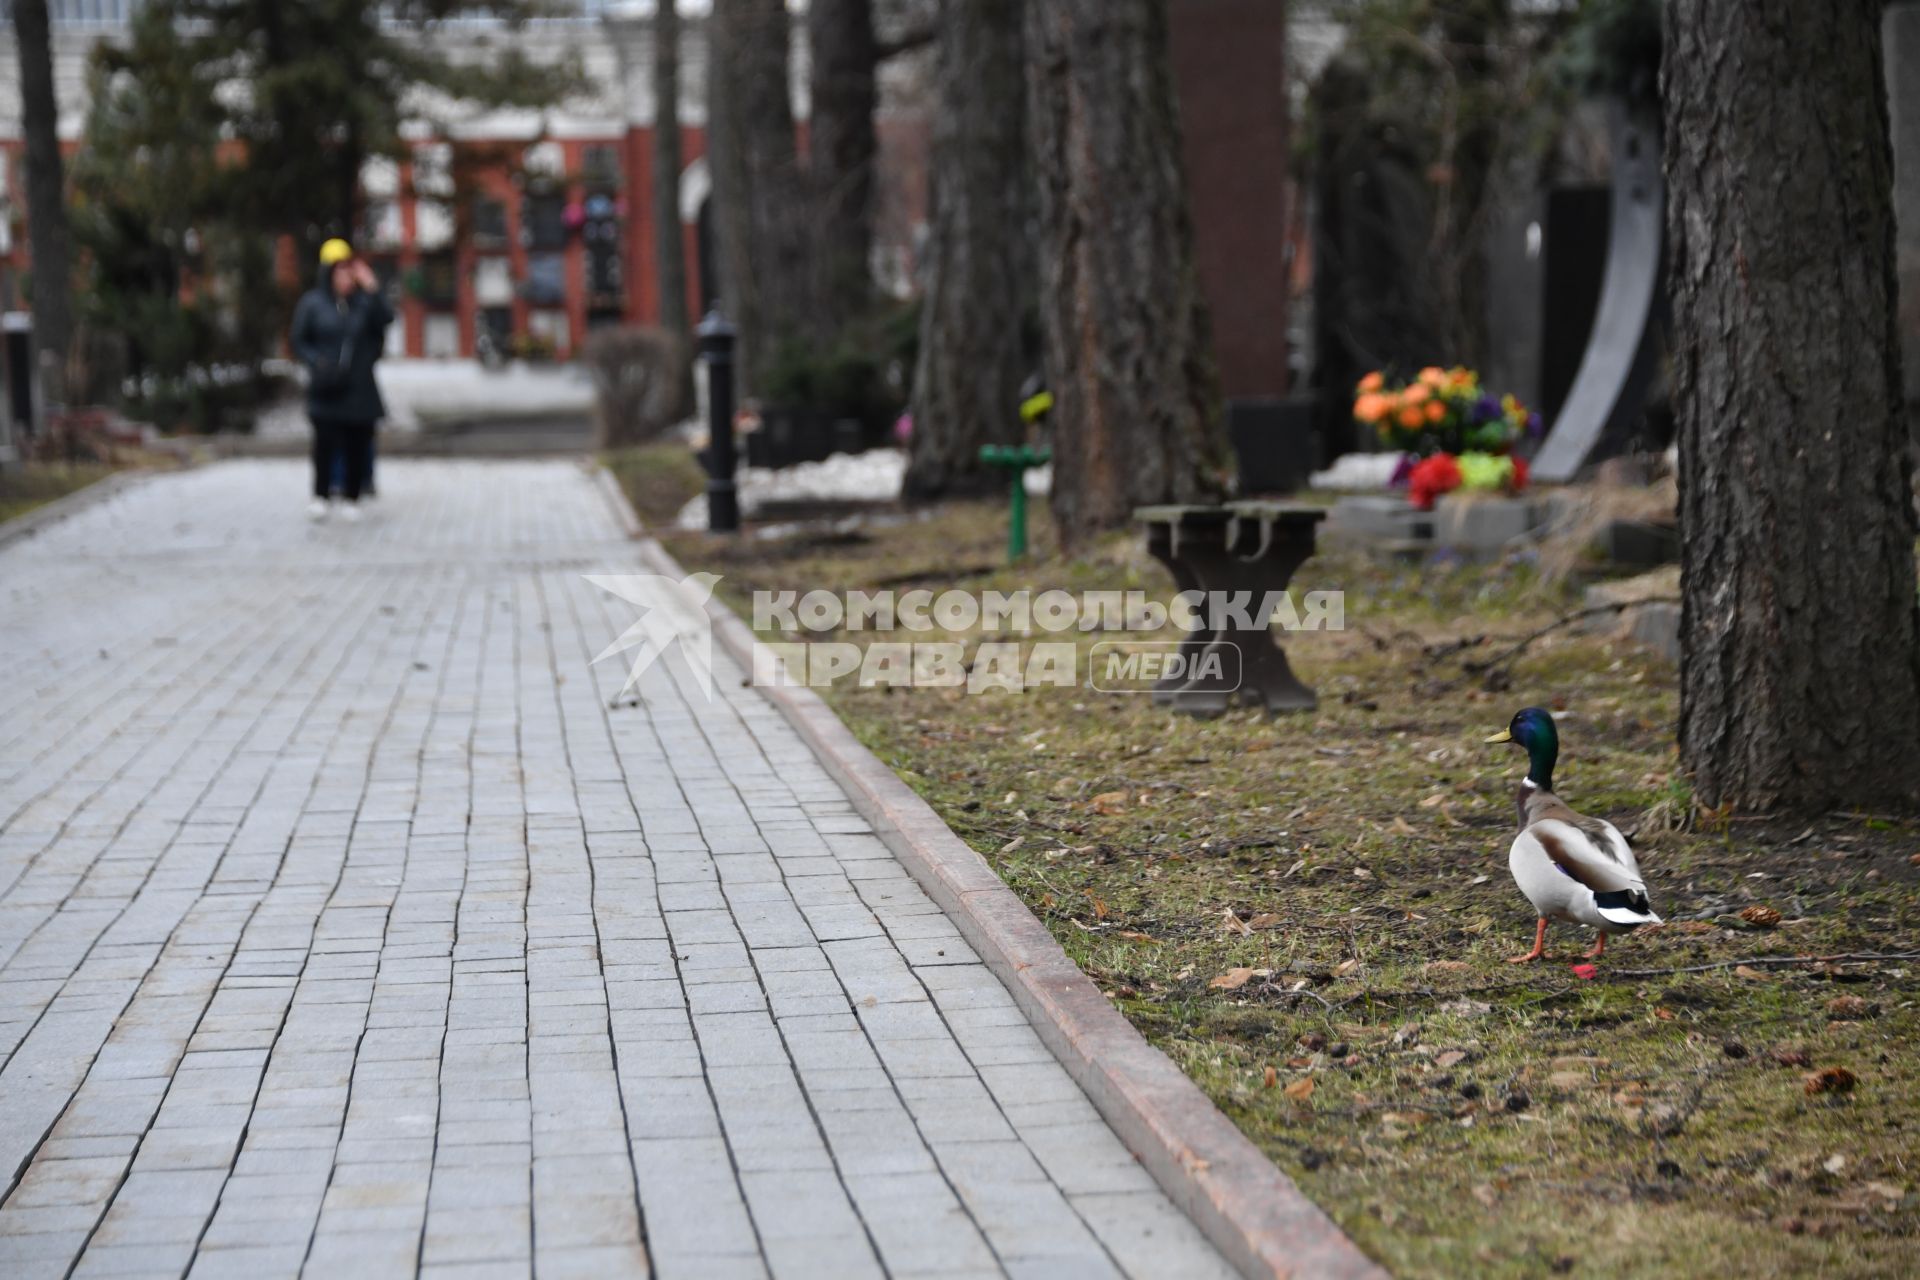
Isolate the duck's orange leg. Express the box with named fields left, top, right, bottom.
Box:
left=1506, top=918, right=1548, bottom=963
left=1582, top=933, right=1606, bottom=960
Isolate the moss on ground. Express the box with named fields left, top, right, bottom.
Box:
left=653, top=496, right=1920, bottom=1280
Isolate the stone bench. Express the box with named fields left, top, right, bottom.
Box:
left=1133, top=501, right=1326, bottom=716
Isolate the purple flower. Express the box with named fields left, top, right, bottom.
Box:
left=1526, top=412, right=1543, bottom=439
left=1389, top=452, right=1414, bottom=486
left=1471, top=394, right=1502, bottom=423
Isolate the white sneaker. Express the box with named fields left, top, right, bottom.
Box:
left=339, top=503, right=363, bottom=523
left=307, top=498, right=330, bottom=521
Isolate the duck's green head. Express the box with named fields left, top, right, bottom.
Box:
left=1484, top=706, right=1558, bottom=791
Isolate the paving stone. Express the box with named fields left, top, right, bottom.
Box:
left=0, top=460, right=1231, bottom=1280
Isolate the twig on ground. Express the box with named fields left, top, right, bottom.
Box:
left=1462, top=598, right=1680, bottom=677
left=1253, top=983, right=1338, bottom=1012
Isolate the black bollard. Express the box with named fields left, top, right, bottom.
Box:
left=699, top=306, right=740, bottom=532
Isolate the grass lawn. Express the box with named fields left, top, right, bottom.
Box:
left=0, top=461, right=118, bottom=525
left=628, top=476, right=1920, bottom=1279
left=603, top=441, right=709, bottom=530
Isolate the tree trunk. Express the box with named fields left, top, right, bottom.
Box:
left=1025, top=0, right=1225, bottom=548
left=709, top=0, right=810, bottom=391
left=903, top=0, right=1028, bottom=500
left=1665, top=0, right=1920, bottom=811
left=807, top=0, right=877, bottom=332
left=653, top=0, right=690, bottom=343
left=14, top=0, right=73, bottom=407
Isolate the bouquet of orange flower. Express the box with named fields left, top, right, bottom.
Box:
left=1353, top=366, right=1539, bottom=457
left=1354, top=367, right=1542, bottom=509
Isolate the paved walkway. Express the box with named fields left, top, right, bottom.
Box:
left=0, top=460, right=1236, bottom=1280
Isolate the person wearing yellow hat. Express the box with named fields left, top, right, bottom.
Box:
left=291, top=238, right=393, bottom=520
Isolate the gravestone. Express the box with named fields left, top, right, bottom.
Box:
left=1530, top=101, right=1666, bottom=482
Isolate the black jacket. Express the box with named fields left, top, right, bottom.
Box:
left=291, top=273, right=394, bottom=425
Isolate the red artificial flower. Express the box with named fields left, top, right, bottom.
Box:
left=1570, top=963, right=1598, bottom=981
left=1407, top=453, right=1463, bottom=511
left=1510, top=455, right=1530, bottom=492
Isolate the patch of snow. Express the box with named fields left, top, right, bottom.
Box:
left=1310, top=452, right=1405, bottom=491
left=676, top=448, right=908, bottom=529
left=256, top=358, right=595, bottom=438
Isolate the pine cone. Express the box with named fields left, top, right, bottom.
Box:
left=1739, top=905, right=1783, bottom=928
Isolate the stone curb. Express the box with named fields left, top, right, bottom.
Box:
left=590, top=465, right=1385, bottom=1280
left=0, top=469, right=155, bottom=552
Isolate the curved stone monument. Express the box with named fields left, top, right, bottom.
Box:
left=1531, top=101, right=1666, bottom=482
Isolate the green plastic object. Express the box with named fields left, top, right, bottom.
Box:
left=978, top=443, right=1052, bottom=562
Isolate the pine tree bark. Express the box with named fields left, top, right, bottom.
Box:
left=903, top=0, right=1028, bottom=500
left=653, top=0, right=690, bottom=343
left=1025, top=0, right=1225, bottom=548
left=14, top=0, right=73, bottom=406
left=709, top=0, right=810, bottom=391
left=806, top=0, right=877, bottom=331
left=1665, top=0, right=1920, bottom=811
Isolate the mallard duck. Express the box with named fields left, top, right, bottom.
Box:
left=1485, top=707, right=1660, bottom=962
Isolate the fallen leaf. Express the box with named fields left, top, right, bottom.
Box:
left=1219, top=909, right=1252, bottom=937
left=1803, top=1066, right=1857, bottom=1096
left=1262, top=1065, right=1278, bottom=1089
left=999, top=835, right=1025, bottom=855
left=1419, top=793, right=1446, bottom=808
left=1472, top=1182, right=1498, bottom=1208
left=1424, top=960, right=1470, bottom=975
left=1247, top=913, right=1283, bottom=929
left=1434, top=1050, right=1468, bottom=1069
left=1733, top=965, right=1770, bottom=981
left=1653, top=1006, right=1675, bottom=1021
left=1390, top=817, right=1417, bottom=836
left=1771, top=1046, right=1813, bottom=1068
left=1334, top=958, right=1361, bottom=977
left=1352, top=868, right=1373, bottom=880
left=1823, top=1154, right=1847, bottom=1174
left=1090, top=790, right=1128, bottom=815
left=1116, top=930, right=1160, bottom=944
left=1740, top=905, right=1783, bottom=928
left=1209, top=967, right=1269, bottom=991
left=1283, top=1075, right=1316, bottom=1102
left=1826, top=995, right=1873, bottom=1019
left=1467, top=874, right=1490, bottom=886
